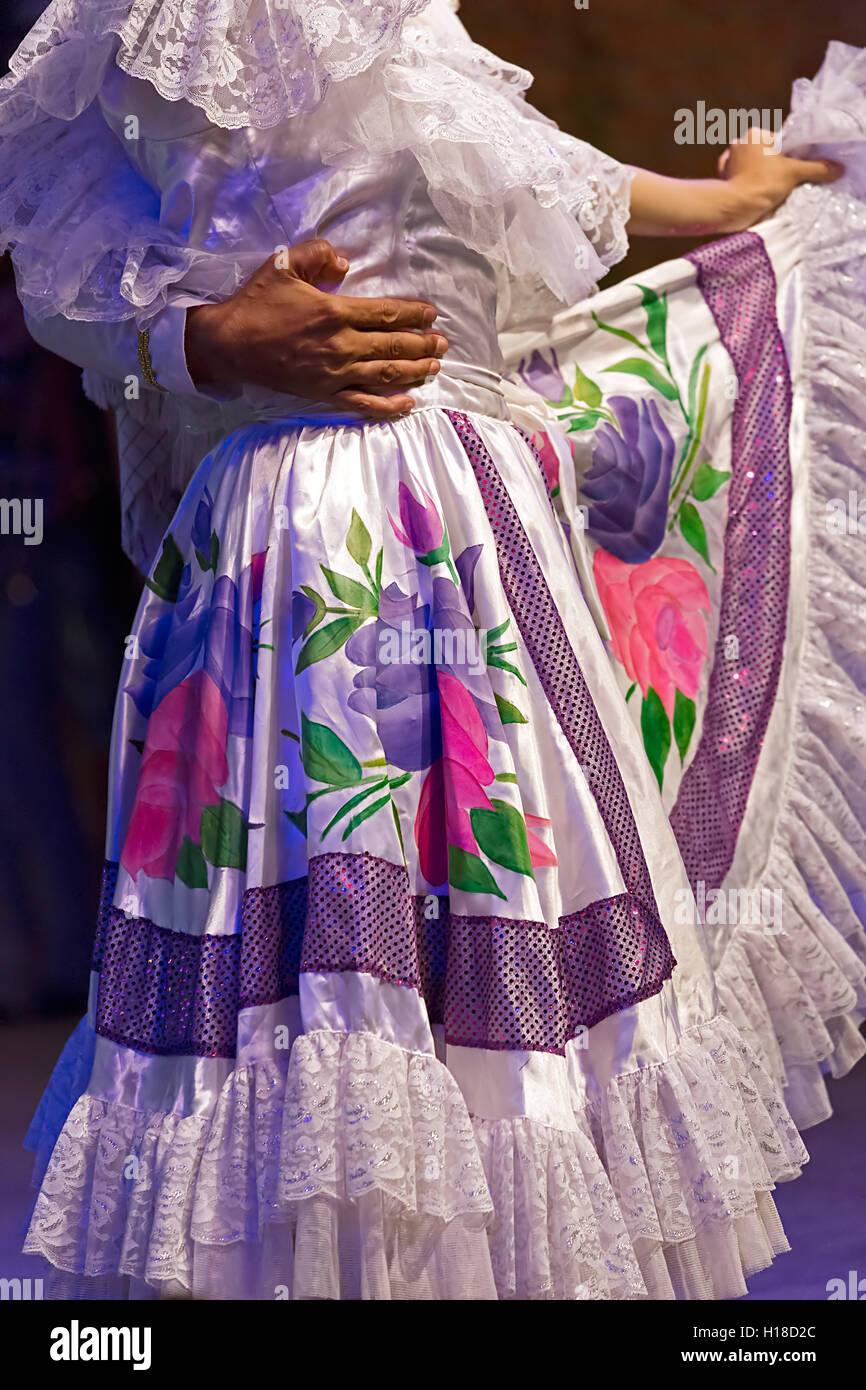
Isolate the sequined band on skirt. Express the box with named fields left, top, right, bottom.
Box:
left=670, top=232, right=792, bottom=890
left=92, top=852, right=674, bottom=1057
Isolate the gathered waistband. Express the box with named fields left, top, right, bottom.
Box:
left=243, top=358, right=511, bottom=427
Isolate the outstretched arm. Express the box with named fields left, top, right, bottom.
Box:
left=625, top=128, right=843, bottom=237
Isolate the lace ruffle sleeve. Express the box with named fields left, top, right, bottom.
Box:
left=1, top=0, right=632, bottom=322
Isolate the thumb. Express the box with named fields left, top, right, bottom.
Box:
left=788, top=155, right=845, bottom=186
left=286, top=238, right=350, bottom=286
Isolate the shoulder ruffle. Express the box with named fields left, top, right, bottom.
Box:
left=0, top=0, right=632, bottom=324
left=11, top=1, right=433, bottom=127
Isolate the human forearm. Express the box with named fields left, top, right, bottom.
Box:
left=625, top=168, right=767, bottom=237
left=625, top=132, right=842, bottom=238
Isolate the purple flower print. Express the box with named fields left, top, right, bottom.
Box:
left=291, top=590, right=317, bottom=642
left=126, top=551, right=266, bottom=740
left=455, top=543, right=482, bottom=616
left=345, top=554, right=504, bottom=772
left=517, top=347, right=566, bottom=403
left=388, top=477, right=446, bottom=560
left=346, top=587, right=441, bottom=772
left=581, top=395, right=676, bottom=564
left=191, top=489, right=213, bottom=555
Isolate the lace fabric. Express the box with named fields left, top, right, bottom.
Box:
left=708, top=43, right=866, bottom=1129
left=0, top=0, right=633, bottom=324
left=13, top=0, right=437, bottom=127
left=23, top=1030, right=495, bottom=1290
left=23, top=1015, right=803, bottom=1300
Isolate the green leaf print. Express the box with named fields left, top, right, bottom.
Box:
left=691, top=463, right=731, bottom=501
left=321, top=778, right=389, bottom=838
left=391, top=802, right=405, bottom=855
left=346, top=509, right=372, bottom=568
left=601, top=358, right=679, bottom=401
left=176, top=835, right=209, bottom=889
left=486, top=653, right=527, bottom=685
left=341, top=793, right=394, bottom=841
left=448, top=845, right=507, bottom=901
left=641, top=687, right=671, bottom=791
left=470, top=799, right=534, bottom=877
left=301, top=713, right=363, bottom=787
left=686, top=343, right=710, bottom=425
left=146, top=533, right=185, bottom=602
left=298, top=585, right=327, bottom=639
left=573, top=364, right=603, bottom=408
left=200, top=799, right=248, bottom=870
left=637, top=284, right=668, bottom=359
left=320, top=566, right=376, bottom=613
left=295, top=614, right=365, bottom=675
left=566, top=410, right=608, bottom=433
left=285, top=806, right=308, bottom=837
left=673, top=689, right=697, bottom=764
left=679, top=501, right=714, bottom=569
left=494, top=693, right=528, bottom=725
left=590, top=311, right=647, bottom=354
left=484, top=618, right=511, bottom=647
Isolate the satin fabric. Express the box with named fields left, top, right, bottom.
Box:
left=78, top=396, right=715, bottom=1187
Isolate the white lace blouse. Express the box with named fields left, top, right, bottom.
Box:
left=0, top=0, right=635, bottom=566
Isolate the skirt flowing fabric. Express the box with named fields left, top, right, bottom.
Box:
left=22, top=399, right=807, bottom=1300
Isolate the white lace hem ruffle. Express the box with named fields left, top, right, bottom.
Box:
left=710, top=41, right=866, bottom=1130
left=23, top=1014, right=804, bottom=1300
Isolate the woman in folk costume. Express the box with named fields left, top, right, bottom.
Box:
left=502, top=40, right=866, bottom=1138
left=2, top=0, right=843, bottom=1300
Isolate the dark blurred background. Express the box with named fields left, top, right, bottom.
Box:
left=0, top=0, right=865, bottom=1019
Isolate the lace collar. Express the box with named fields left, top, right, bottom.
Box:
left=11, top=0, right=446, bottom=128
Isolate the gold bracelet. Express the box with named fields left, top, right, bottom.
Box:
left=137, top=327, right=168, bottom=393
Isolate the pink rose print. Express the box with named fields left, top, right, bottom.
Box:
left=593, top=551, right=710, bottom=717
left=525, top=814, right=557, bottom=869
left=413, top=673, right=557, bottom=886
left=121, top=669, right=229, bottom=881
left=414, top=672, right=495, bottom=886
left=531, top=431, right=561, bottom=496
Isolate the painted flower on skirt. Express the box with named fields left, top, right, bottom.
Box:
left=126, top=551, right=266, bottom=739
left=593, top=550, right=710, bottom=717
left=345, top=560, right=502, bottom=771
left=120, top=670, right=229, bottom=881
left=414, top=672, right=555, bottom=894
left=291, top=589, right=318, bottom=642
left=531, top=431, right=562, bottom=497
left=388, top=476, right=448, bottom=564
left=414, top=672, right=495, bottom=887
left=346, top=584, right=441, bottom=772
left=516, top=347, right=566, bottom=403
left=581, top=395, right=675, bottom=564
left=525, top=813, right=558, bottom=868
left=454, top=543, right=483, bottom=617
left=191, top=487, right=218, bottom=570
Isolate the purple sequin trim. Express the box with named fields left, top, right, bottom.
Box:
left=95, top=901, right=241, bottom=1057
left=446, top=409, right=666, bottom=923
left=93, top=853, right=673, bottom=1056
left=670, top=233, right=792, bottom=890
